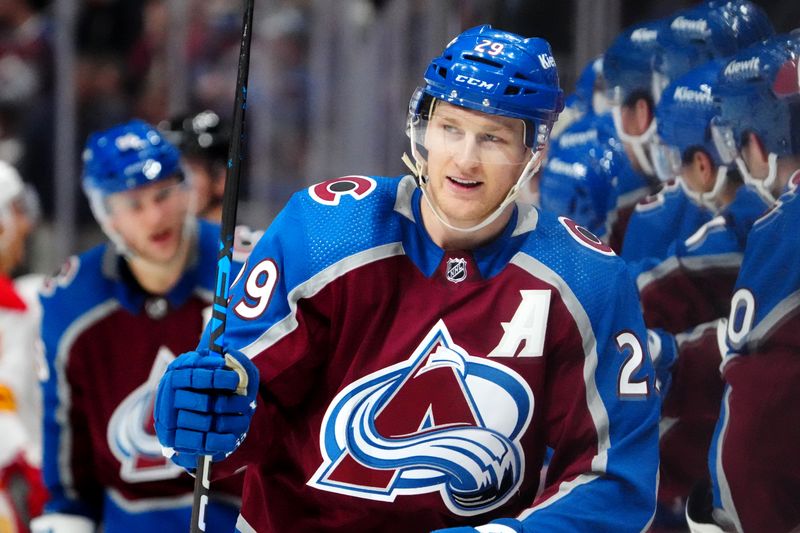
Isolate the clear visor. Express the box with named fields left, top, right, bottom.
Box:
left=650, top=137, right=683, bottom=182
left=408, top=99, right=533, bottom=169
left=606, top=85, right=624, bottom=107
left=710, top=117, right=739, bottom=165
left=104, top=178, right=189, bottom=218
left=651, top=71, right=670, bottom=105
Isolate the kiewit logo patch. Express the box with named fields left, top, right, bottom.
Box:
left=308, top=320, right=533, bottom=516
left=673, top=85, right=713, bottom=105
left=631, top=28, right=658, bottom=43
left=446, top=258, right=467, bottom=283
left=670, top=16, right=710, bottom=37
left=723, top=57, right=760, bottom=80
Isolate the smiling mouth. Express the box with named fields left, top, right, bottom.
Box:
left=447, top=175, right=481, bottom=189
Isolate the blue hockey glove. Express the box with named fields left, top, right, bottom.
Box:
left=647, top=328, right=678, bottom=396
left=431, top=519, right=523, bottom=533
left=154, top=348, right=258, bottom=470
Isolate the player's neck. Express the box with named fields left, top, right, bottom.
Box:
left=126, top=238, right=191, bottom=295
left=774, top=156, right=800, bottom=194
left=420, top=199, right=513, bottom=250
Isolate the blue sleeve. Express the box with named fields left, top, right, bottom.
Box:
left=39, top=263, right=103, bottom=522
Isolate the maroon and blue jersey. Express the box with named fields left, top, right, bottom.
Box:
left=709, top=171, right=800, bottom=533
left=207, top=175, right=660, bottom=532
left=621, top=179, right=713, bottom=264
left=635, top=185, right=769, bottom=333
left=39, top=220, right=243, bottom=532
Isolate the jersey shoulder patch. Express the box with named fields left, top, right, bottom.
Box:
left=557, top=216, right=616, bottom=256
left=308, top=176, right=378, bottom=206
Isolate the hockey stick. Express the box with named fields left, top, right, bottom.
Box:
left=190, top=0, right=255, bottom=531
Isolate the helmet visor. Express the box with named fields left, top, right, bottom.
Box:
left=651, top=137, right=683, bottom=182
left=710, top=117, right=739, bottom=165
left=409, top=97, right=533, bottom=170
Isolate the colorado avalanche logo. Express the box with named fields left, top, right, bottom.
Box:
left=309, top=176, right=377, bottom=206
left=107, top=346, right=184, bottom=482
left=308, top=320, right=533, bottom=516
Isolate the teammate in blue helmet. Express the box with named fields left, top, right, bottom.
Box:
left=684, top=32, right=800, bottom=533
left=33, top=120, right=244, bottom=533
left=540, top=118, right=619, bottom=237
left=604, top=18, right=668, bottom=177
left=711, top=33, right=800, bottom=204
left=651, top=59, right=742, bottom=211
left=153, top=25, right=660, bottom=533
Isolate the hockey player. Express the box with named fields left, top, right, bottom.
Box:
left=633, top=53, right=772, bottom=529
left=686, top=33, right=800, bottom=533
left=154, top=25, right=660, bottom=532
left=159, top=110, right=231, bottom=223
left=0, top=161, right=45, bottom=533
left=602, top=18, right=669, bottom=251
left=622, top=0, right=773, bottom=265
left=32, top=120, right=243, bottom=533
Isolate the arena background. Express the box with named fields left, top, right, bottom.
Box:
left=3, top=0, right=798, bottom=273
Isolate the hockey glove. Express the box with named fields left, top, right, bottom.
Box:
left=154, top=348, right=258, bottom=470
left=647, top=328, right=678, bottom=396
left=431, top=519, right=523, bottom=533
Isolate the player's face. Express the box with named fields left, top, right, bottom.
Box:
left=0, top=203, right=33, bottom=274
left=107, top=177, right=189, bottom=263
left=424, top=102, right=530, bottom=227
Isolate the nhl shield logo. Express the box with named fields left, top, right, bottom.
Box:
left=446, top=258, right=467, bottom=283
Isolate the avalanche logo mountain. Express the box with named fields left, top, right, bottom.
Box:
left=308, top=320, right=533, bottom=516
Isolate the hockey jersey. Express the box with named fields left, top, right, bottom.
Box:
left=709, top=170, right=800, bottom=533
left=635, top=185, right=769, bottom=334
left=39, top=220, right=243, bottom=532
left=206, top=175, right=660, bottom=532
left=621, top=179, right=713, bottom=264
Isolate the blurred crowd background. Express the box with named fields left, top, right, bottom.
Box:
left=3, top=0, right=799, bottom=274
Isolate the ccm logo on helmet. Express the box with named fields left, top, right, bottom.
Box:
left=454, top=75, right=495, bottom=90
left=309, top=176, right=377, bottom=206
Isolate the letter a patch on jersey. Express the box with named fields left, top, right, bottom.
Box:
left=308, top=320, right=534, bottom=516
left=488, top=290, right=551, bottom=358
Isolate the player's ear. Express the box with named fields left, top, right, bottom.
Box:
left=741, top=131, right=770, bottom=179
left=692, top=150, right=714, bottom=190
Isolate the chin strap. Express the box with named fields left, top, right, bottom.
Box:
left=612, top=105, right=657, bottom=176
left=735, top=152, right=778, bottom=204
left=680, top=165, right=730, bottom=214
left=401, top=149, right=544, bottom=234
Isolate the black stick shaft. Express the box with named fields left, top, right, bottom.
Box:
left=190, top=0, right=255, bottom=531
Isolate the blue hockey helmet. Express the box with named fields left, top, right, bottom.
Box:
left=82, top=119, right=182, bottom=197
left=541, top=114, right=623, bottom=237
left=653, top=59, right=737, bottom=208
left=604, top=19, right=667, bottom=107
left=655, top=59, right=726, bottom=171
left=410, top=25, right=564, bottom=150
left=710, top=33, right=800, bottom=201
left=404, top=25, right=566, bottom=234
left=652, top=0, right=774, bottom=99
